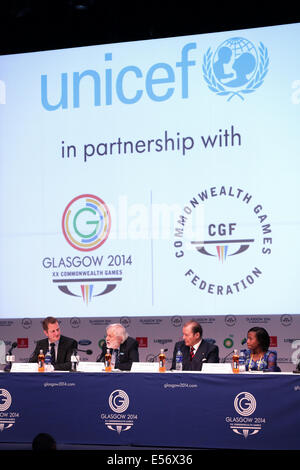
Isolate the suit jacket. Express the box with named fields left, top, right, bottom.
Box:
left=97, top=336, right=139, bottom=371
left=171, top=339, right=219, bottom=371
left=29, top=335, right=78, bottom=371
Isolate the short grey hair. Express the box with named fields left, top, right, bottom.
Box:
left=106, top=323, right=128, bottom=343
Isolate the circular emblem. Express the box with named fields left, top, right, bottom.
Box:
left=280, top=314, right=293, bottom=327
left=62, top=194, right=111, bottom=251
left=203, top=37, right=269, bottom=101
left=234, top=392, right=256, bottom=416
left=223, top=337, right=234, bottom=349
left=109, top=390, right=129, bottom=413
left=173, top=186, right=272, bottom=298
left=0, top=389, right=12, bottom=412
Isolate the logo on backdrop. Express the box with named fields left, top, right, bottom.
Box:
left=173, top=185, right=272, bottom=296
left=100, top=389, right=138, bottom=434
left=203, top=37, right=269, bottom=101
left=42, top=194, right=133, bottom=305
left=226, top=391, right=265, bottom=438
left=0, top=389, right=20, bottom=432
left=62, top=194, right=111, bottom=252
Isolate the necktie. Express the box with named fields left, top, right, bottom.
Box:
left=114, top=349, right=119, bottom=367
left=190, top=346, right=195, bottom=360
left=50, top=343, right=56, bottom=364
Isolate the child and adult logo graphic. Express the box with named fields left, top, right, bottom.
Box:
left=203, top=37, right=269, bottom=101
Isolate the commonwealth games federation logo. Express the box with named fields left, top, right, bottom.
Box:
left=173, top=185, right=273, bottom=296
left=203, top=37, right=269, bottom=101
left=62, top=194, right=111, bottom=251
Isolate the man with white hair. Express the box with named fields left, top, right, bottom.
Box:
left=97, top=323, right=139, bottom=370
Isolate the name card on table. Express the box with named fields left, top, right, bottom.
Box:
left=77, top=362, right=105, bottom=373
left=11, top=363, right=38, bottom=372
left=201, top=363, right=233, bottom=374
left=0, top=340, right=5, bottom=364
left=131, top=362, right=159, bottom=372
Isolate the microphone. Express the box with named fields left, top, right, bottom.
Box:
left=222, top=339, right=247, bottom=363
left=8, top=342, right=17, bottom=355
left=76, top=348, right=93, bottom=355
left=149, top=348, right=168, bottom=363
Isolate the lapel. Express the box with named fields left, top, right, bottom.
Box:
left=186, top=341, right=207, bottom=362
left=194, top=342, right=206, bottom=361
left=56, top=336, right=64, bottom=363
left=41, top=338, right=49, bottom=355
left=182, top=344, right=192, bottom=366
left=118, top=340, right=127, bottom=360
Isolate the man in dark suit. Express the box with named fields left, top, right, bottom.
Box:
left=97, top=323, right=139, bottom=371
left=29, top=316, right=77, bottom=371
left=171, top=320, right=219, bottom=371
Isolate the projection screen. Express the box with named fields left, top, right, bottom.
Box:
left=0, top=22, right=300, bottom=318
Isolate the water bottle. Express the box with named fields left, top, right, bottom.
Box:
left=38, top=349, right=45, bottom=372
left=159, top=349, right=166, bottom=372
left=232, top=349, right=239, bottom=373
left=105, top=349, right=112, bottom=372
left=44, top=350, right=52, bottom=372
left=175, top=349, right=183, bottom=371
left=239, top=350, right=246, bottom=372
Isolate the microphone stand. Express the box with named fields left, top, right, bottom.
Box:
left=222, top=350, right=234, bottom=364
left=150, top=348, right=168, bottom=363
left=4, top=342, right=17, bottom=372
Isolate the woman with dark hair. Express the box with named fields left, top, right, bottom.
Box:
left=244, top=327, right=278, bottom=372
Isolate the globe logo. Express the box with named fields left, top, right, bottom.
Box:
left=203, top=37, right=269, bottom=101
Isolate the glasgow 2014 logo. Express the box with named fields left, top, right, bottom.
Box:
left=0, top=389, right=20, bottom=432
left=226, top=391, right=266, bottom=439
left=62, top=194, right=111, bottom=252
left=203, top=37, right=269, bottom=101
left=42, top=194, right=133, bottom=305
left=101, top=389, right=138, bottom=434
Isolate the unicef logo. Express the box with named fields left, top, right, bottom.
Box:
left=108, top=390, right=129, bottom=413
left=234, top=392, right=256, bottom=416
left=203, top=37, right=269, bottom=101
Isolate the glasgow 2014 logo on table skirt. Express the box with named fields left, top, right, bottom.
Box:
left=226, top=392, right=266, bottom=439
left=0, top=389, right=20, bottom=432
left=203, top=37, right=269, bottom=101
left=100, top=389, right=138, bottom=434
